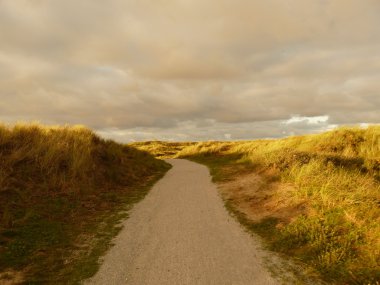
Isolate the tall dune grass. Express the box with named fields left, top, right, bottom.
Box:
left=176, top=126, right=380, bottom=284
left=0, top=123, right=170, bottom=283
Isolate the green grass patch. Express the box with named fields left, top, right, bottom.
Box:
left=59, top=169, right=169, bottom=284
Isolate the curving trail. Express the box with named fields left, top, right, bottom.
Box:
left=85, top=159, right=279, bottom=285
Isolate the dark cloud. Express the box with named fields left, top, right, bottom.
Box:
left=0, top=0, right=379, bottom=141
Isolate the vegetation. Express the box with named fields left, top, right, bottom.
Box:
left=131, top=141, right=196, bottom=159
left=0, top=123, right=171, bottom=284
left=139, top=126, right=379, bottom=284
left=2, top=124, right=378, bottom=284
left=181, top=127, right=380, bottom=284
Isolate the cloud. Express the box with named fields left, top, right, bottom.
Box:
left=285, top=116, right=329, bottom=125
left=97, top=116, right=338, bottom=142
left=0, top=0, right=379, bottom=141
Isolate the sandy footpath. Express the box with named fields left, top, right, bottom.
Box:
left=85, top=159, right=279, bottom=285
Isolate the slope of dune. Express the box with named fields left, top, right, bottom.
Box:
left=0, top=123, right=170, bottom=283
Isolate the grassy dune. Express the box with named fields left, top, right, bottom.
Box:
left=136, top=126, right=380, bottom=284
left=176, top=126, right=380, bottom=284
left=131, top=141, right=196, bottom=159
left=0, top=123, right=170, bottom=284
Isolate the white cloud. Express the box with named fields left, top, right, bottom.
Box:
left=284, top=115, right=329, bottom=125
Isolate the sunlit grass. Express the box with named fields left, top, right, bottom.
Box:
left=175, top=126, right=380, bottom=284
left=131, top=140, right=196, bottom=159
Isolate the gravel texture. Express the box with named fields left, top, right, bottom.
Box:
left=85, top=159, right=279, bottom=285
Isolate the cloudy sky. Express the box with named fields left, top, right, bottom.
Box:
left=0, top=0, right=379, bottom=141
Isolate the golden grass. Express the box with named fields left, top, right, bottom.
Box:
left=175, top=126, right=380, bottom=284
left=0, top=123, right=170, bottom=283
left=131, top=141, right=196, bottom=159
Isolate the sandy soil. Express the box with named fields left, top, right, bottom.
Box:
left=85, top=159, right=280, bottom=285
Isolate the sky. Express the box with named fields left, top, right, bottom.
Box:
left=0, top=0, right=379, bottom=142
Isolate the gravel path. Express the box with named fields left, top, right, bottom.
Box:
left=85, top=159, right=279, bottom=285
